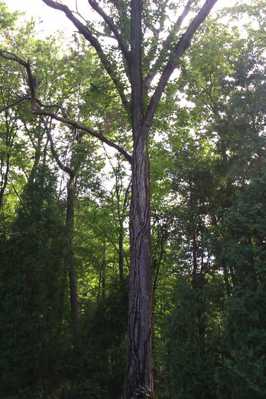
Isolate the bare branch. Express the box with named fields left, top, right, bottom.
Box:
left=39, top=109, right=132, bottom=163
left=143, top=0, right=218, bottom=134
left=144, top=0, right=194, bottom=90
left=41, top=0, right=130, bottom=112
left=41, top=118, right=73, bottom=176
left=0, top=50, right=38, bottom=109
left=88, top=0, right=131, bottom=80
left=87, top=0, right=130, bottom=61
left=22, top=120, right=41, bottom=151
left=0, top=50, right=28, bottom=68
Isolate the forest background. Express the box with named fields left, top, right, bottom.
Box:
left=0, top=0, right=266, bottom=398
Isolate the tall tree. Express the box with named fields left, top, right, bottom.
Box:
left=39, top=2, right=218, bottom=397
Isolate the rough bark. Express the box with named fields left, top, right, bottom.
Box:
left=125, top=1, right=154, bottom=397
left=127, top=133, right=153, bottom=399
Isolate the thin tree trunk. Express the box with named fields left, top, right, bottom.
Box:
left=65, top=175, right=81, bottom=346
left=118, top=223, right=125, bottom=284
left=0, top=114, right=15, bottom=209
left=100, top=240, right=106, bottom=301
left=0, top=154, right=10, bottom=209
left=114, top=168, right=126, bottom=284
left=47, top=123, right=81, bottom=346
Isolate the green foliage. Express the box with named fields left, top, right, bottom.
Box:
left=151, top=9, right=266, bottom=399
left=0, top=165, right=65, bottom=397
left=218, top=287, right=266, bottom=399
left=0, top=1, right=18, bottom=31
left=216, top=172, right=266, bottom=399
left=84, top=280, right=128, bottom=399
left=165, top=276, right=224, bottom=399
left=0, top=1, right=266, bottom=398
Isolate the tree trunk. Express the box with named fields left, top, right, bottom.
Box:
left=0, top=112, right=13, bottom=210
left=126, top=131, right=154, bottom=399
left=118, top=220, right=125, bottom=284
left=126, top=1, right=154, bottom=395
left=0, top=154, right=10, bottom=209
left=65, top=175, right=81, bottom=346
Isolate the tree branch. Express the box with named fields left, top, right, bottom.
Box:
left=41, top=0, right=130, bottom=112
left=39, top=109, right=132, bottom=163
left=144, top=0, right=194, bottom=91
left=143, top=0, right=218, bottom=134
left=87, top=0, right=130, bottom=61
left=0, top=96, right=30, bottom=113
left=0, top=50, right=38, bottom=109
left=130, top=0, right=144, bottom=134
left=0, top=49, right=132, bottom=163
left=44, top=119, right=74, bottom=176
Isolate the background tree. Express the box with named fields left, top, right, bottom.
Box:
left=0, top=164, right=65, bottom=398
